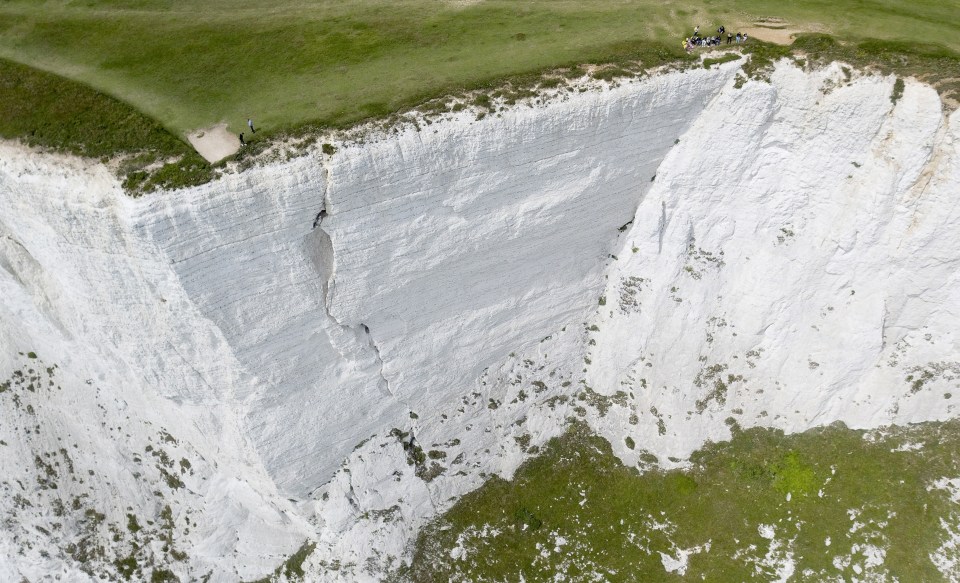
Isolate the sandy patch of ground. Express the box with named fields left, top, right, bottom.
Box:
left=737, top=19, right=825, bottom=46
left=740, top=26, right=801, bottom=45
left=187, top=123, right=240, bottom=163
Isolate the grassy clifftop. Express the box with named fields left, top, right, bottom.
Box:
left=2, top=0, right=959, bottom=138
left=1, top=1, right=959, bottom=194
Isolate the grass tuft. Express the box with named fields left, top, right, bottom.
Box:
left=244, top=541, right=316, bottom=583
left=702, top=53, right=741, bottom=68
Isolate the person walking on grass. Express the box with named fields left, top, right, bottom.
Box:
left=248, top=118, right=256, bottom=133
left=239, top=132, right=246, bottom=147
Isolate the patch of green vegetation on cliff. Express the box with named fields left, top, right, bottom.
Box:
left=398, top=420, right=960, bottom=581
left=785, top=34, right=960, bottom=103
left=702, top=53, right=742, bottom=69
left=245, top=541, right=317, bottom=583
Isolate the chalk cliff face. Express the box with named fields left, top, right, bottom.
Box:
left=1, top=58, right=959, bottom=581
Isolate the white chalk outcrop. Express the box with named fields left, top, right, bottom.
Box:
left=1, top=57, right=958, bottom=581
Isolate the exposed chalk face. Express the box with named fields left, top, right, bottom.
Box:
left=587, top=64, right=960, bottom=463
left=0, top=58, right=958, bottom=581
left=321, top=65, right=735, bottom=421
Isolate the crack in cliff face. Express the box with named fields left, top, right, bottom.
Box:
left=308, top=159, right=402, bottom=405
left=658, top=200, right=667, bottom=254
left=365, top=326, right=397, bottom=398
left=313, top=161, right=333, bottom=229
left=312, top=208, right=326, bottom=229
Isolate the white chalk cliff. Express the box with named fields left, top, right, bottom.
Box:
left=1, top=57, right=959, bottom=581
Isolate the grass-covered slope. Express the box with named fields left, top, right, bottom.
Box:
left=0, top=58, right=180, bottom=159
left=1, top=0, right=959, bottom=141
left=0, top=58, right=212, bottom=193
left=401, top=421, right=960, bottom=581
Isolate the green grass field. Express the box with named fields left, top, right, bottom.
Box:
left=399, top=420, right=960, bottom=581
left=2, top=0, right=959, bottom=139
left=1, top=0, right=959, bottom=193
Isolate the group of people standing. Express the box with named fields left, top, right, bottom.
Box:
left=684, top=25, right=748, bottom=52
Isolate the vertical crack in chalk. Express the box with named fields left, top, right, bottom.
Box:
left=308, top=155, right=407, bottom=407
left=658, top=200, right=668, bottom=254
left=363, top=324, right=398, bottom=399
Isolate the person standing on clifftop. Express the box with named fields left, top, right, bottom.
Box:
left=248, top=118, right=256, bottom=133
left=694, top=25, right=699, bottom=36
left=239, top=132, right=246, bottom=147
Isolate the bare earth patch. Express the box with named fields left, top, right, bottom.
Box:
left=739, top=21, right=824, bottom=45
left=187, top=123, right=239, bottom=163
